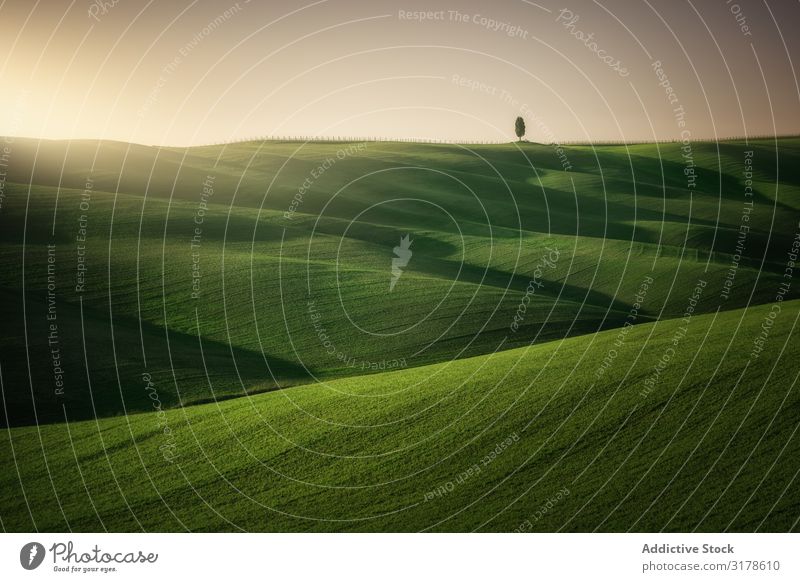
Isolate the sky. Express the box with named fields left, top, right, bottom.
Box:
left=1, top=0, right=798, bottom=145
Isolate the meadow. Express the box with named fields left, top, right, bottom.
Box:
left=0, top=137, right=798, bottom=531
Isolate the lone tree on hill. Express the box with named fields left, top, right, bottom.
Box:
left=515, top=116, right=526, bottom=142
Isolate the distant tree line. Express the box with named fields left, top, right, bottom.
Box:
left=199, top=131, right=800, bottom=147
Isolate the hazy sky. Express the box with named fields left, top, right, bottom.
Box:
left=1, top=0, right=798, bottom=145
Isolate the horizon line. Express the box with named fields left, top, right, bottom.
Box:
left=2, top=133, right=798, bottom=149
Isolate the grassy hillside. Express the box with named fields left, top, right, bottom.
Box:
left=1, top=300, right=798, bottom=532
left=0, top=137, right=798, bottom=532
left=1, top=138, right=798, bottom=425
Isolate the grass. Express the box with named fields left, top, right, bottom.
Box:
left=0, top=137, right=798, bottom=531
left=1, top=301, right=798, bottom=531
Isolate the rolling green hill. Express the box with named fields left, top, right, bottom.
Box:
left=1, top=138, right=797, bottom=425
left=0, top=137, right=798, bottom=532
left=1, top=300, right=798, bottom=531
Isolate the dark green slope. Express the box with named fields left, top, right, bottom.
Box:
left=1, top=300, right=797, bottom=531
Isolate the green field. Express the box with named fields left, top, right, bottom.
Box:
left=1, top=137, right=799, bottom=531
